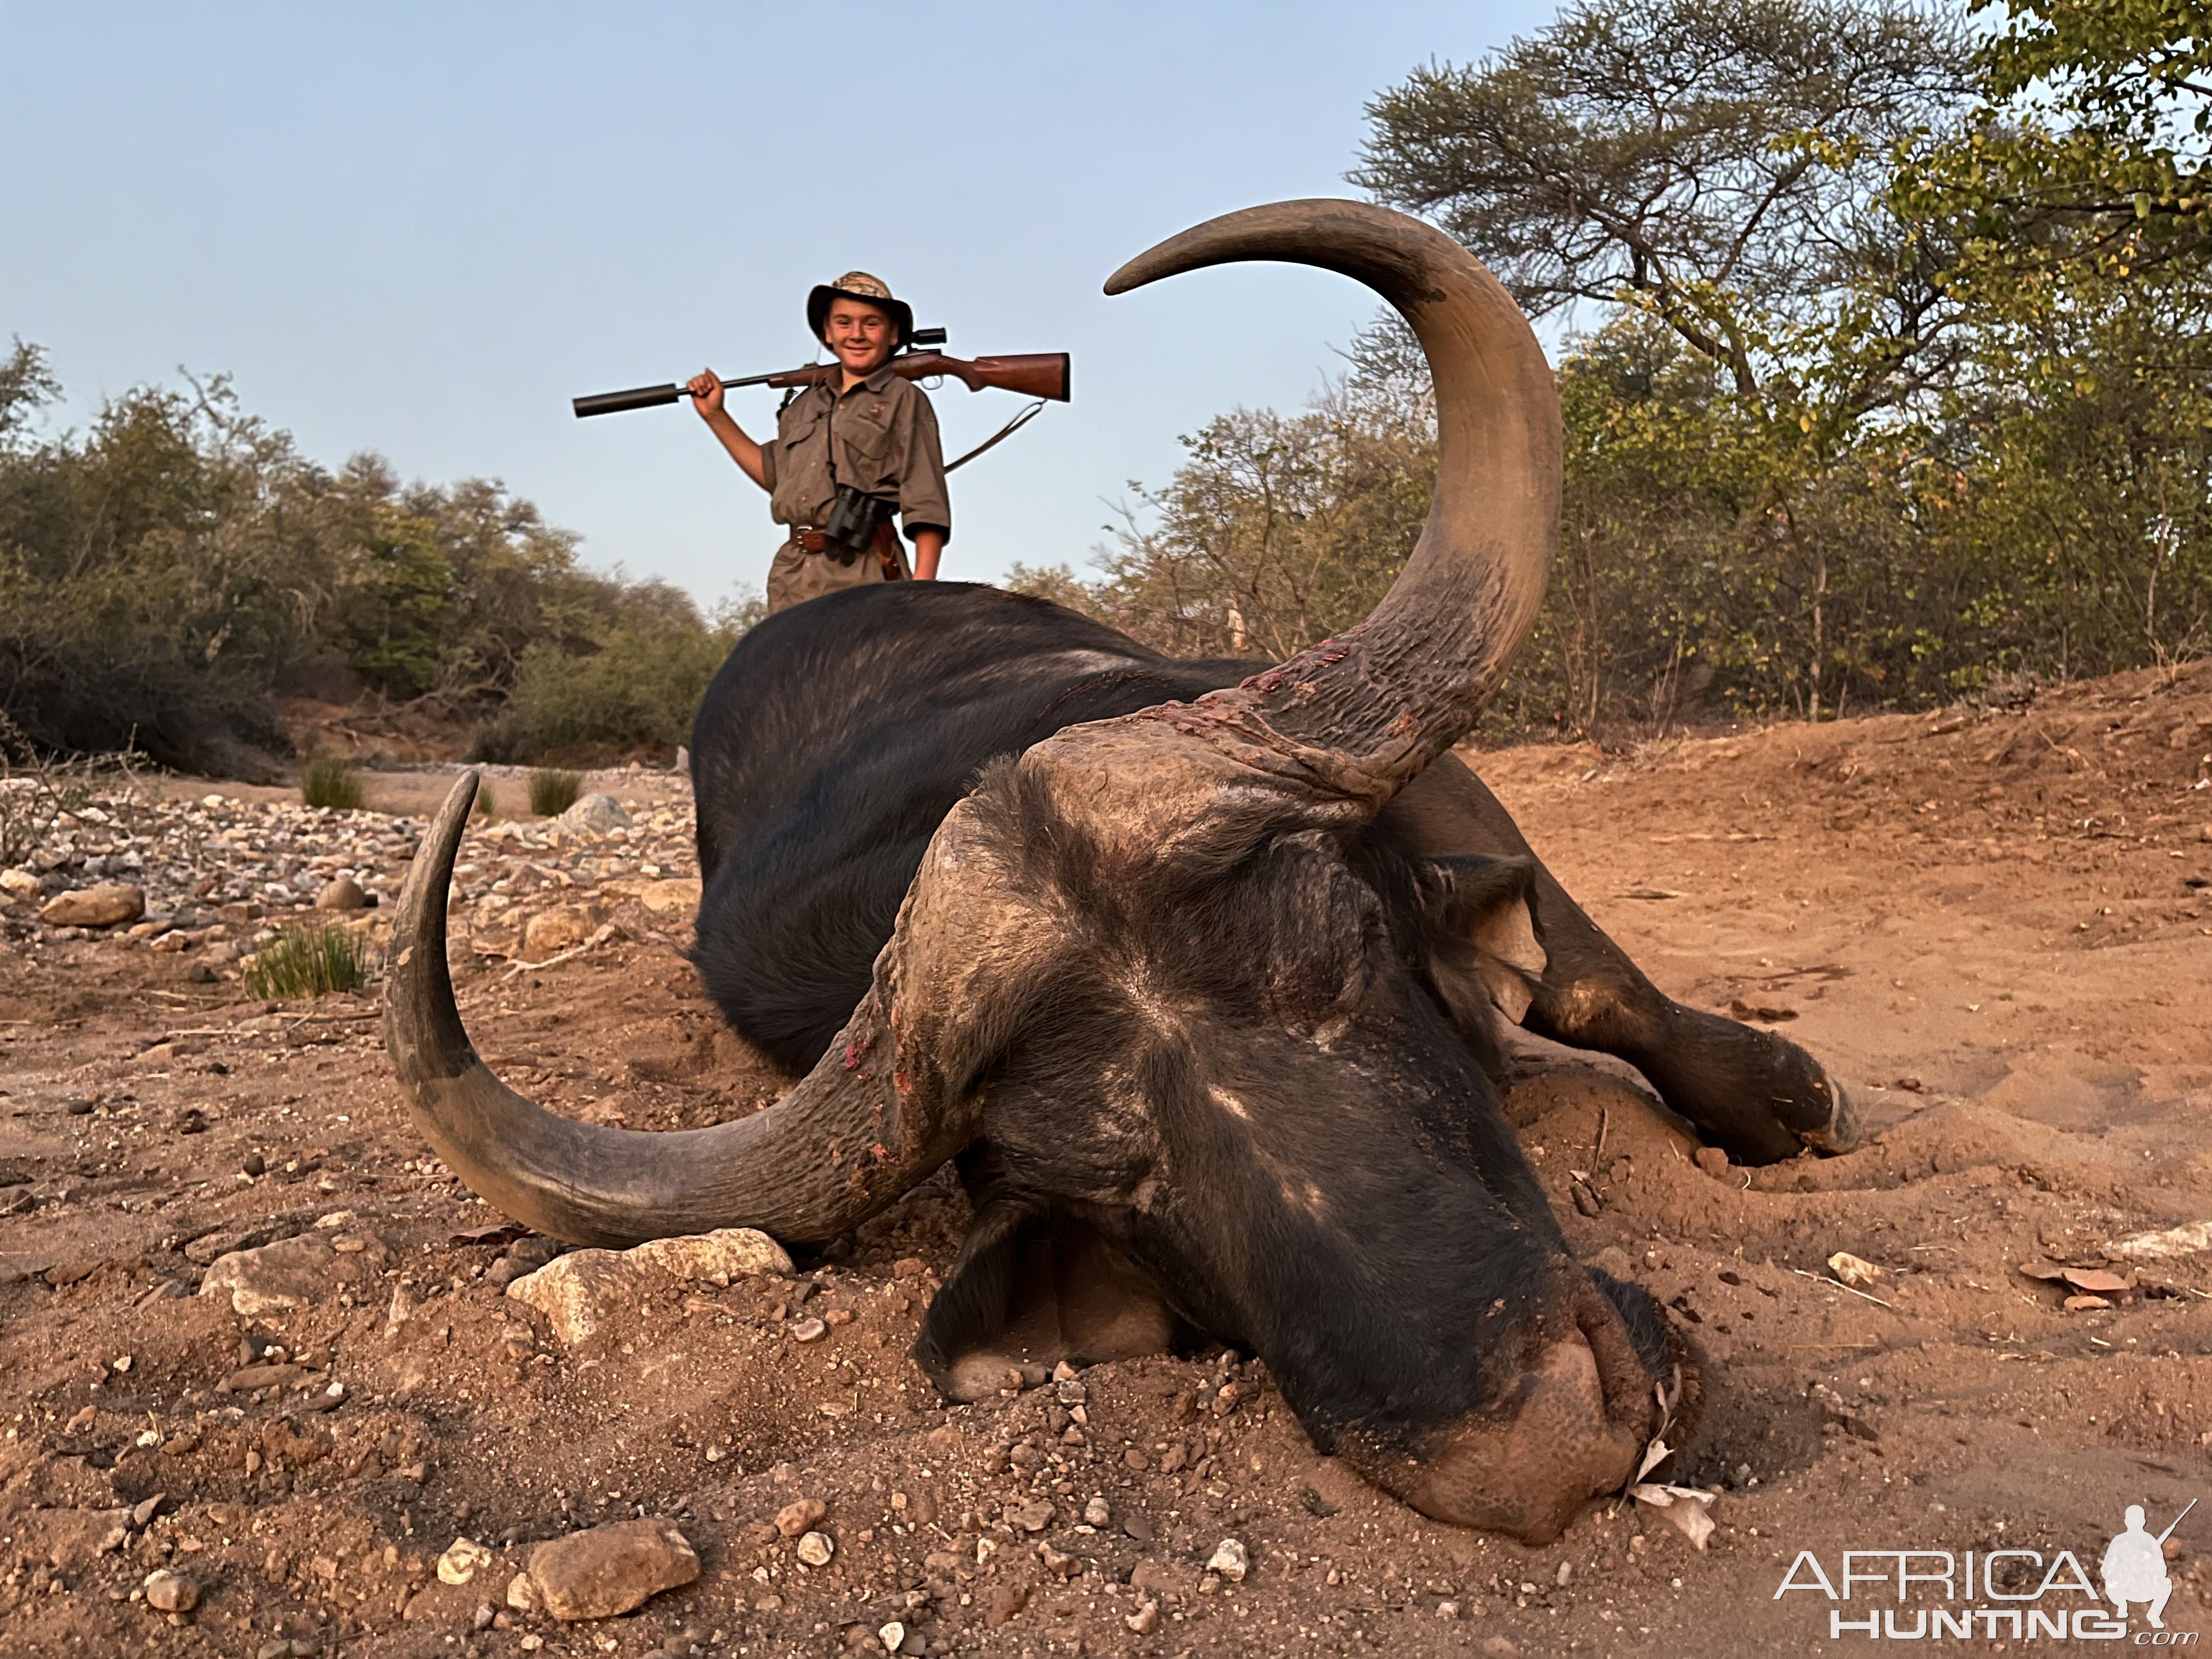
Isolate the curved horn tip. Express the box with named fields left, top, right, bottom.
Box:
left=1102, top=197, right=1444, bottom=297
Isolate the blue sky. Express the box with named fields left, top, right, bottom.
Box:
left=1, top=2, right=1556, bottom=608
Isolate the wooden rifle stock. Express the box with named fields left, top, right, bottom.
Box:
left=573, top=351, right=1069, bottom=418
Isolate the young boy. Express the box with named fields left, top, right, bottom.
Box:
left=687, top=272, right=951, bottom=613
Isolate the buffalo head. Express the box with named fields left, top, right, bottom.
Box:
left=383, top=200, right=1691, bottom=1544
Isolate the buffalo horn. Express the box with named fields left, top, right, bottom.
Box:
left=1105, top=199, right=1559, bottom=796
left=380, top=771, right=979, bottom=1248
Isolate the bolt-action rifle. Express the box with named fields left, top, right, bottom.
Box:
left=572, top=329, right=1070, bottom=419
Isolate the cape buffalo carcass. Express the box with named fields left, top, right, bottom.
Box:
left=384, top=200, right=1858, bottom=1544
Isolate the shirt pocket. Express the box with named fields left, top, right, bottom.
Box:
left=777, top=401, right=828, bottom=458
left=836, top=400, right=896, bottom=478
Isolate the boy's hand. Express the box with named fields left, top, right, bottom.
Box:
left=687, top=369, right=725, bottom=419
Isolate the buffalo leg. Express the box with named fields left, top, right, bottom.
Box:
left=1389, top=755, right=1860, bottom=1164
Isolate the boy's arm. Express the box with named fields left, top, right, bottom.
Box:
left=687, top=370, right=770, bottom=492
left=910, top=529, right=945, bottom=580
left=893, top=386, right=952, bottom=579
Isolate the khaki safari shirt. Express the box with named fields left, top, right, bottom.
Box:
left=758, top=365, right=951, bottom=543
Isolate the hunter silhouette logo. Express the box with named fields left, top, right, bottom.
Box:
left=1773, top=1495, right=2201, bottom=1641
left=2105, top=1500, right=2194, bottom=1630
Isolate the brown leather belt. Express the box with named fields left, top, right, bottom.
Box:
left=793, top=522, right=907, bottom=579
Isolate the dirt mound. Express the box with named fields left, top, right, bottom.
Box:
left=3, top=662, right=2210, bottom=1655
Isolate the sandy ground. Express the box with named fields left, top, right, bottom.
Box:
left=2, top=659, right=2210, bottom=1658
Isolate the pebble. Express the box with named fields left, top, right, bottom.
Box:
left=438, top=1536, right=494, bottom=1585
left=1125, top=1600, right=1160, bottom=1634
left=526, top=1517, right=699, bottom=1620
left=776, top=1498, right=827, bottom=1538
left=41, top=882, right=145, bottom=928
left=506, top=1228, right=793, bottom=1345
left=877, top=1622, right=906, bottom=1654
left=558, top=793, right=633, bottom=834
left=1083, top=1496, right=1111, bottom=1527
left=141, top=1568, right=200, bottom=1612
left=795, top=1531, right=836, bottom=1568
left=198, top=1235, right=337, bottom=1316
left=314, top=877, right=369, bottom=911
left=790, top=1316, right=827, bottom=1343
left=1205, top=1538, right=1249, bottom=1582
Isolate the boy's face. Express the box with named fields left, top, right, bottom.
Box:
left=824, top=298, right=898, bottom=376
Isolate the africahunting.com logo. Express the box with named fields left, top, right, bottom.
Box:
left=1773, top=1500, right=2198, bottom=1643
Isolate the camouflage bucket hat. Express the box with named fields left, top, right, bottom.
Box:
left=806, top=271, right=915, bottom=348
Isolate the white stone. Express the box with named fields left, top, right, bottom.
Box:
left=1205, top=1538, right=1248, bottom=1582
left=506, top=1228, right=794, bottom=1344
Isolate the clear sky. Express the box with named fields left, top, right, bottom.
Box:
left=0, top=2, right=1555, bottom=609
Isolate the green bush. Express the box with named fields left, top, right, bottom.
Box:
left=300, top=755, right=365, bottom=811
left=245, top=923, right=369, bottom=1000
left=473, top=777, right=496, bottom=820
left=469, top=614, right=732, bottom=764
left=528, top=768, right=583, bottom=816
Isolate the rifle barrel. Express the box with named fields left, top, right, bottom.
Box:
left=573, top=351, right=1069, bottom=417
left=2158, top=1498, right=2197, bottom=1544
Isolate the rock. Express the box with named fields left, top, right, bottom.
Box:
left=142, top=1568, right=200, bottom=1612
left=199, top=1234, right=334, bottom=1316
left=776, top=1498, right=827, bottom=1538
left=2106, top=1221, right=2212, bottom=1262
left=1693, top=1146, right=1729, bottom=1177
left=506, top=1572, right=540, bottom=1613
left=877, top=1622, right=905, bottom=1654
left=1038, top=1542, right=1079, bottom=1578
left=557, top=793, right=632, bottom=834
left=1205, top=1538, right=1249, bottom=1582
left=314, top=878, right=369, bottom=911
left=522, top=906, right=593, bottom=960
left=1008, top=1499, right=1053, bottom=1533
left=981, top=1582, right=1028, bottom=1627
left=1438, top=1599, right=1462, bottom=1618
left=0, top=867, right=42, bottom=900
left=438, top=1536, right=493, bottom=1585
left=1082, top=1496, right=1111, bottom=1527
left=42, top=883, right=145, bottom=928
left=790, top=1317, right=827, bottom=1343
left=507, top=1228, right=794, bottom=1344
left=527, top=1518, right=698, bottom=1621
left=1125, top=1600, right=1160, bottom=1634
left=1827, top=1251, right=1883, bottom=1288
left=636, top=878, right=701, bottom=916
left=795, top=1531, right=836, bottom=1568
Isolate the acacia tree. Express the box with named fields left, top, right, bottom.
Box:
left=1350, top=0, right=1972, bottom=422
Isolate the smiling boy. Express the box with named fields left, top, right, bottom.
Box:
left=687, top=272, right=951, bottom=613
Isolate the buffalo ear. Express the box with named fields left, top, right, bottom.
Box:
left=1421, top=853, right=1547, bottom=1025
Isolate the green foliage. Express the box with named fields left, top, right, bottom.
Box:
left=1053, top=0, right=2211, bottom=733
left=298, top=755, right=366, bottom=811
left=0, top=354, right=748, bottom=770
left=468, top=585, right=739, bottom=764
left=527, top=768, right=583, bottom=817
left=245, top=922, right=369, bottom=1000
left=1351, top=0, right=1970, bottom=416
left=473, top=777, right=496, bottom=821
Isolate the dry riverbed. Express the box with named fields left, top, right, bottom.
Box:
left=2, top=662, right=2211, bottom=1657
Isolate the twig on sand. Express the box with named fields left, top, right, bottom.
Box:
left=1790, top=1266, right=1895, bottom=1308
left=504, top=924, right=618, bottom=978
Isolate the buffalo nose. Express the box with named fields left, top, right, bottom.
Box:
left=1403, top=1265, right=1669, bottom=1543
